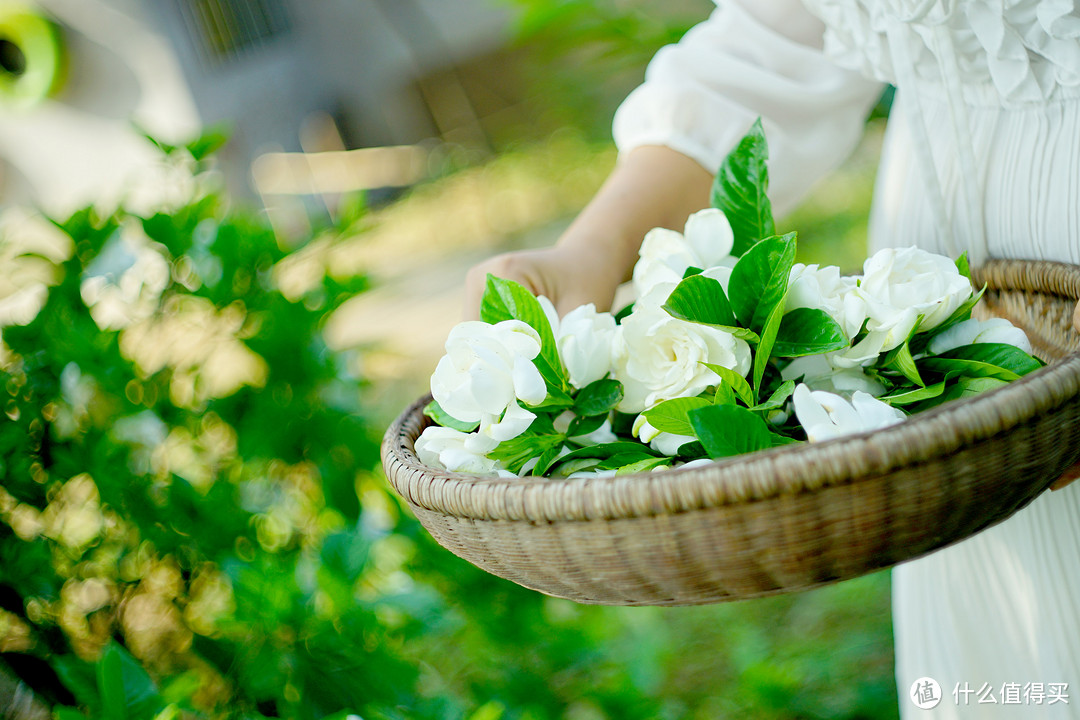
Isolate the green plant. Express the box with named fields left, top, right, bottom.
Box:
left=0, top=133, right=430, bottom=719
left=494, top=0, right=714, bottom=140
left=0, top=128, right=896, bottom=720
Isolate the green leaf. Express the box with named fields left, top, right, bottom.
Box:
left=567, top=412, right=607, bottom=438
left=424, top=400, right=480, bottom=433
left=480, top=274, right=568, bottom=390
left=937, top=343, right=1044, bottom=376
left=714, top=381, right=737, bottom=405
left=614, top=457, right=673, bottom=474
left=662, top=274, right=737, bottom=328
left=549, top=457, right=602, bottom=477
left=55, top=710, right=88, bottom=720
left=553, top=441, right=659, bottom=467
left=955, top=252, right=970, bottom=279
left=186, top=123, right=231, bottom=161
left=891, top=342, right=924, bottom=387
left=688, top=404, right=774, bottom=459
left=729, top=232, right=797, bottom=333
left=710, top=117, right=776, bottom=257
left=701, top=362, right=754, bottom=406
left=488, top=433, right=565, bottom=474
left=642, top=397, right=712, bottom=436
left=533, top=442, right=569, bottom=476
left=882, top=381, right=946, bottom=406
left=751, top=380, right=795, bottom=413
left=753, top=300, right=787, bottom=400
left=770, top=433, right=802, bottom=447
left=573, top=378, right=623, bottom=417
left=53, top=655, right=101, bottom=712
left=772, top=308, right=849, bottom=357
left=955, top=376, right=1011, bottom=395
left=676, top=440, right=709, bottom=458
left=909, top=376, right=1010, bottom=412
left=919, top=343, right=1043, bottom=382
left=97, top=642, right=164, bottom=720
left=597, top=452, right=663, bottom=471
left=133, top=123, right=178, bottom=156
left=918, top=357, right=1020, bottom=382
left=468, top=701, right=507, bottom=720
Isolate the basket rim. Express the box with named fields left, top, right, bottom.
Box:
left=381, top=258, right=1080, bottom=524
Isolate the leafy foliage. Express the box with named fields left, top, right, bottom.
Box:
left=0, top=124, right=899, bottom=719
left=711, top=118, right=776, bottom=257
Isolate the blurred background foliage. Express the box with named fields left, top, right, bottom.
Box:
left=491, top=0, right=714, bottom=141
left=0, top=0, right=897, bottom=718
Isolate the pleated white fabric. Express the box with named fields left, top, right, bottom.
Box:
left=613, top=1, right=1080, bottom=717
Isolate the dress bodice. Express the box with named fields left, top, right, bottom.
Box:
left=803, top=0, right=1080, bottom=105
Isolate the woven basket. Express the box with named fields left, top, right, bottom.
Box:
left=381, top=259, right=1080, bottom=606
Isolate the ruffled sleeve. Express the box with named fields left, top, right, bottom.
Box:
left=612, top=0, right=884, bottom=215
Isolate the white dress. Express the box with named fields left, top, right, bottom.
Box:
left=613, top=1, right=1080, bottom=717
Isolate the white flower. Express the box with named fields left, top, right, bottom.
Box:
left=786, top=263, right=865, bottom=339
left=81, top=228, right=171, bottom=331
left=633, top=265, right=735, bottom=318
left=632, top=414, right=695, bottom=457
left=431, top=320, right=547, bottom=445
left=792, top=384, right=906, bottom=443
left=928, top=318, right=1033, bottom=355
left=837, top=247, right=972, bottom=366
left=0, top=283, right=48, bottom=327
left=613, top=303, right=751, bottom=413
left=632, top=209, right=737, bottom=297
left=541, top=299, right=618, bottom=389
left=780, top=353, right=887, bottom=397
left=415, top=426, right=507, bottom=475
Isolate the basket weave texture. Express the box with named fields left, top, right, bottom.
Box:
left=382, top=259, right=1080, bottom=606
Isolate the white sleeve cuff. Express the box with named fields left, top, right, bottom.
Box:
left=612, top=1, right=884, bottom=215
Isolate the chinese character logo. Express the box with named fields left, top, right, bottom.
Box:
left=911, top=677, right=943, bottom=710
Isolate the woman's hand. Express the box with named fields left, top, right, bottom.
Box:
left=462, top=145, right=714, bottom=320
left=463, top=243, right=626, bottom=319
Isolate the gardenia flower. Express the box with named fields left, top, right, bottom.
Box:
left=780, top=353, right=887, bottom=397
left=836, top=246, right=972, bottom=367
left=632, top=414, right=695, bottom=457
left=415, top=426, right=511, bottom=475
left=613, top=303, right=751, bottom=413
left=786, top=263, right=866, bottom=339
left=792, top=384, right=906, bottom=443
left=633, top=263, right=736, bottom=316
left=539, top=297, right=618, bottom=390
left=431, top=320, right=547, bottom=445
left=928, top=317, right=1033, bottom=355
left=632, top=208, right=737, bottom=298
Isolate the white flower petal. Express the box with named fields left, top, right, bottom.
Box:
left=683, top=208, right=734, bottom=265
left=512, top=355, right=547, bottom=406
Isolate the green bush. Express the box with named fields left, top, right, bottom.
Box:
left=0, top=136, right=415, bottom=719
left=0, top=134, right=895, bottom=719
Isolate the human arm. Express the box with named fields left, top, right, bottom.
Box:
left=463, top=0, right=884, bottom=318
left=463, top=145, right=712, bottom=317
